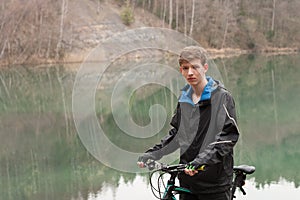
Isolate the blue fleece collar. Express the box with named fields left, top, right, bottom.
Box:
left=179, top=77, right=216, bottom=105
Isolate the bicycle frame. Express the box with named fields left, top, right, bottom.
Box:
left=161, top=170, right=192, bottom=200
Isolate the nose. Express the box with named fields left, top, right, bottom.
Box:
left=188, top=67, right=194, bottom=75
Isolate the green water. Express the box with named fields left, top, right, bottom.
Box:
left=1, top=54, right=300, bottom=200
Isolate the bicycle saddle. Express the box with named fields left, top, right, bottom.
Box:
left=233, top=165, right=255, bottom=174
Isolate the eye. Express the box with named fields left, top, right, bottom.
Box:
left=182, top=66, right=189, bottom=71
left=192, top=65, right=200, bottom=70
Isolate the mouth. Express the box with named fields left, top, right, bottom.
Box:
left=187, top=78, right=197, bottom=81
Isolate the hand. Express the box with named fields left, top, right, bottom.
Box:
left=184, top=164, right=198, bottom=176
left=184, top=168, right=198, bottom=176
left=137, top=161, right=146, bottom=168
left=137, top=153, right=156, bottom=168
left=184, top=161, right=205, bottom=176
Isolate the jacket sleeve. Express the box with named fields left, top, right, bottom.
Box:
left=193, top=93, right=239, bottom=165
left=144, top=103, right=181, bottom=160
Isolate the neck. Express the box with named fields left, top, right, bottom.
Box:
left=191, top=78, right=208, bottom=97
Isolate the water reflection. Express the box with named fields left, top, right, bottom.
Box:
left=218, top=54, right=300, bottom=188
left=1, top=54, right=300, bottom=200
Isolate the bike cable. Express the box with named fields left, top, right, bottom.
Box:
left=149, top=170, right=165, bottom=199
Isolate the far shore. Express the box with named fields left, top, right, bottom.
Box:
left=1, top=47, right=298, bottom=67
left=207, top=47, right=299, bottom=59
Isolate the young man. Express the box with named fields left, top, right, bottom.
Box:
left=137, top=46, right=239, bottom=200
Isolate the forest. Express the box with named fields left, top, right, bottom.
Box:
left=0, top=0, right=299, bottom=65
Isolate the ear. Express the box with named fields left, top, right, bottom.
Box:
left=203, top=63, right=208, bottom=72
left=179, top=66, right=183, bottom=73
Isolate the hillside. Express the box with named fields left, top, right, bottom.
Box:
left=0, top=0, right=299, bottom=65
left=64, top=0, right=171, bottom=63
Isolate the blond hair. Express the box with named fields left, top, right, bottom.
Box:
left=178, top=46, right=208, bottom=66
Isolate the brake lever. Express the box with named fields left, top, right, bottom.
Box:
left=145, top=160, right=167, bottom=170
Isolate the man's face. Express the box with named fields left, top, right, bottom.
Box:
left=179, top=59, right=208, bottom=86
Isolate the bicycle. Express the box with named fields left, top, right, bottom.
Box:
left=144, top=160, right=255, bottom=200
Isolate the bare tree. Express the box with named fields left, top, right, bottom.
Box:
left=97, top=0, right=101, bottom=15
left=189, top=0, right=195, bottom=36
left=183, top=0, right=187, bottom=35
left=148, top=0, right=151, bottom=10
left=175, top=0, right=179, bottom=30
left=221, top=0, right=232, bottom=49
left=169, top=0, right=173, bottom=29
left=55, top=0, right=68, bottom=60
left=152, top=0, right=157, bottom=13
left=162, top=0, right=167, bottom=28
left=271, top=0, right=276, bottom=32
left=46, top=31, right=52, bottom=59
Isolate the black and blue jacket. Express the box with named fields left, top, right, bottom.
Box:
left=144, top=77, right=239, bottom=194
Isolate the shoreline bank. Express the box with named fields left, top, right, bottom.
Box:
left=1, top=47, right=298, bottom=67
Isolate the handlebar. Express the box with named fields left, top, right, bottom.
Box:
left=143, top=159, right=206, bottom=173
left=144, top=159, right=186, bottom=172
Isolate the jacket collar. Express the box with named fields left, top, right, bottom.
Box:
left=179, top=76, right=218, bottom=105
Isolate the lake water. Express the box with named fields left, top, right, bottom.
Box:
left=1, top=54, right=300, bottom=200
